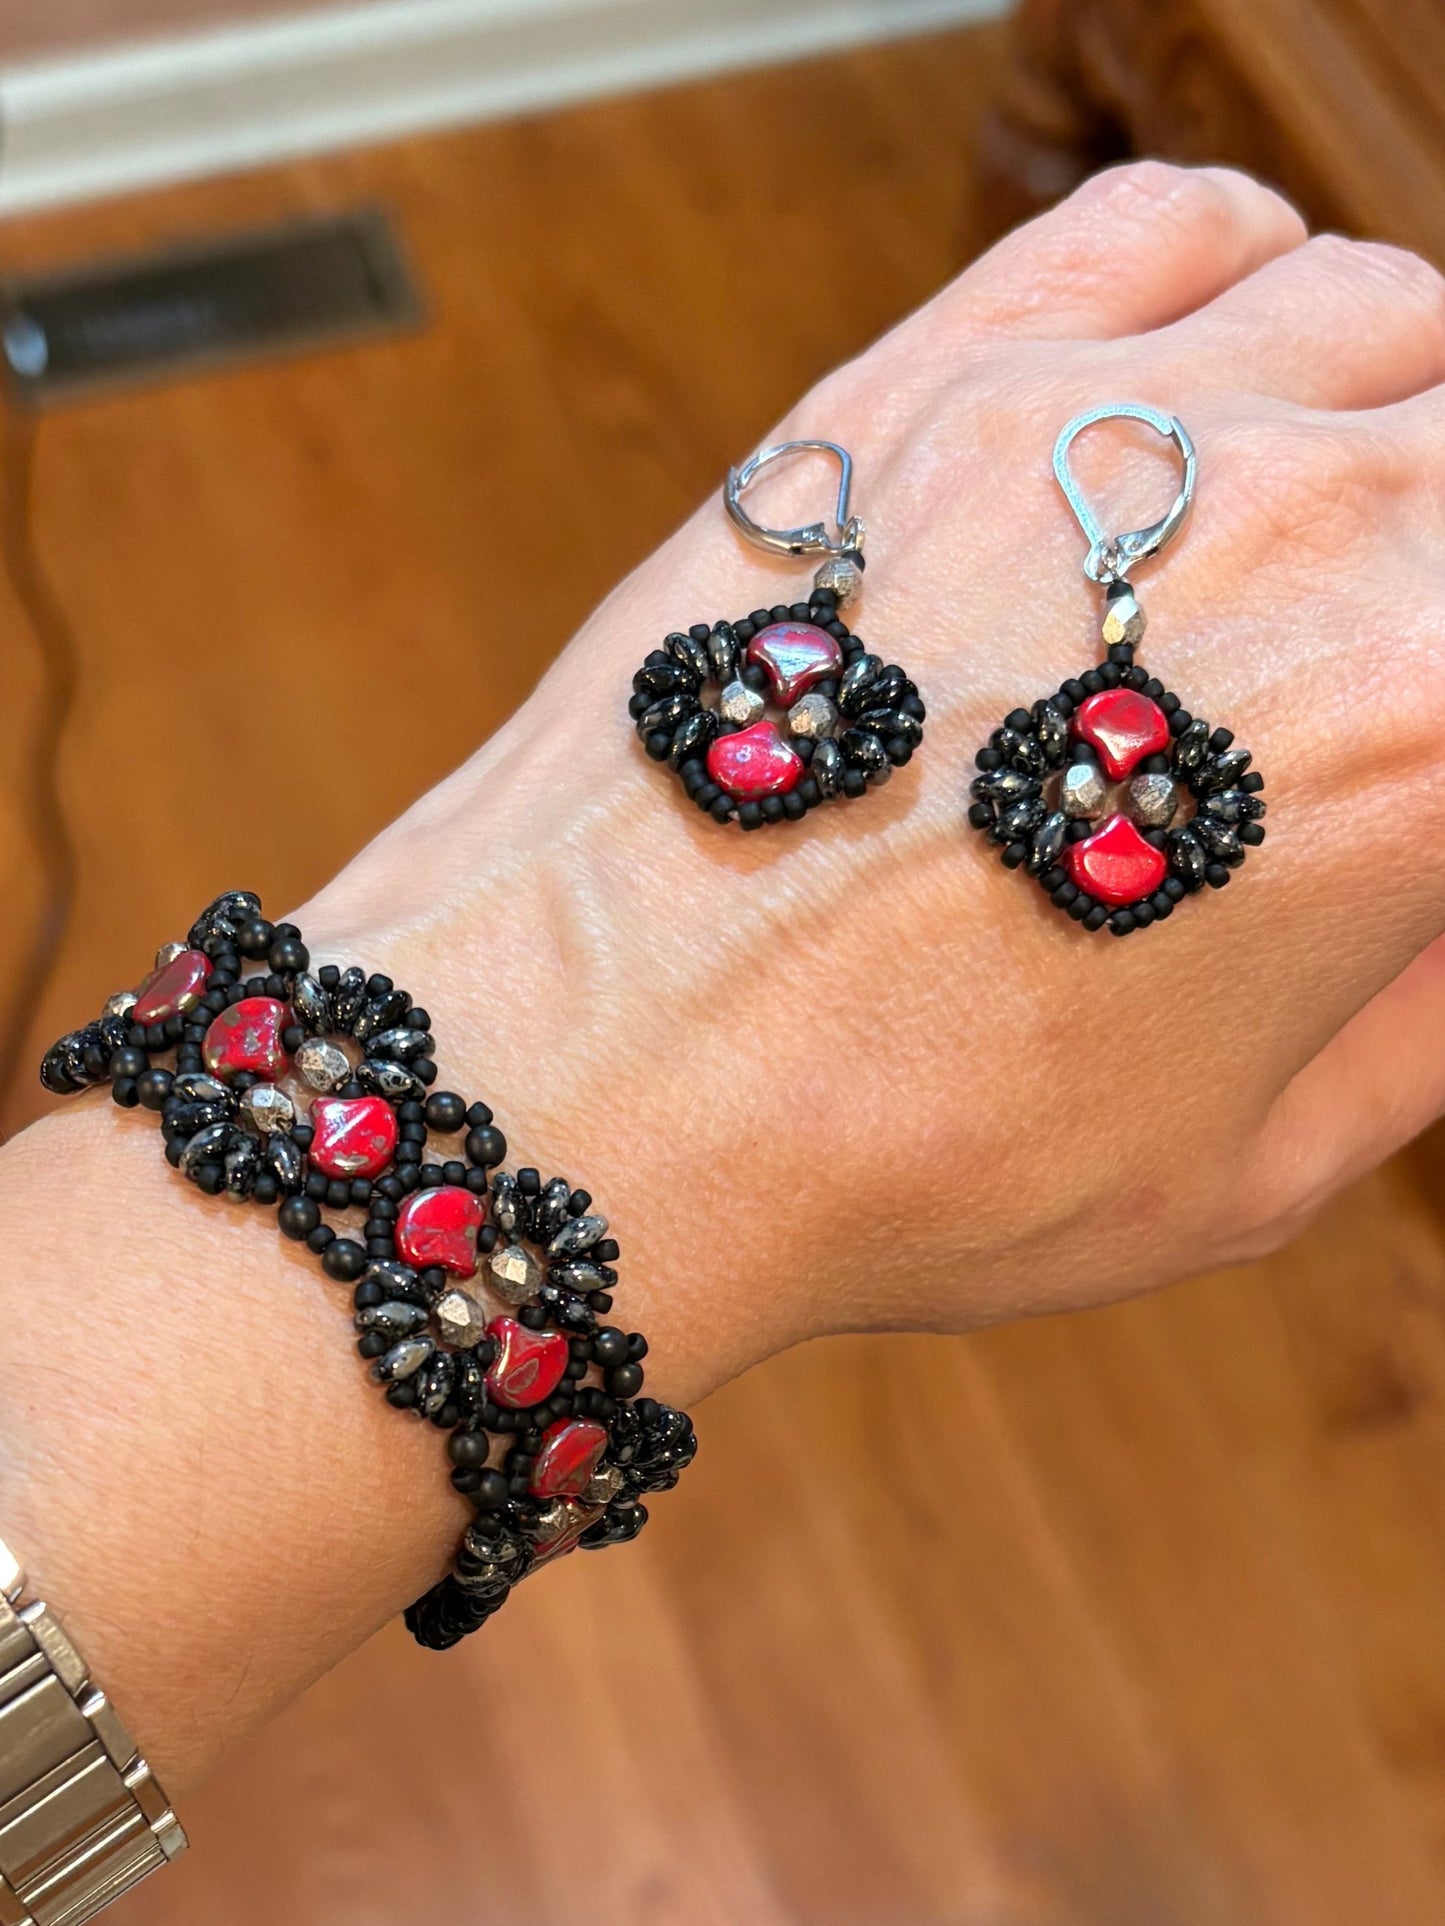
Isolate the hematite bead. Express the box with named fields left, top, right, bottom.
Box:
left=1127, top=772, right=1178, bottom=829
left=489, top=1240, right=542, bottom=1305
left=433, top=1287, right=488, bottom=1348
left=295, top=1037, right=350, bottom=1091
left=239, top=1083, right=295, bottom=1135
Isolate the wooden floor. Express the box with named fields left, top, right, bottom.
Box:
left=2, top=24, right=1444, bottom=1924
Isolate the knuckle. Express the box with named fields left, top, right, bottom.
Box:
left=1079, top=159, right=1234, bottom=236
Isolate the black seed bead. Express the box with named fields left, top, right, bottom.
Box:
left=738, top=801, right=764, bottom=830
left=1206, top=865, right=1231, bottom=888
left=1122, top=664, right=1147, bottom=689
left=593, top=1327, right=629, bottom=1368
left=517, top=1169, right=540, bottom=1196
left=1209, top=727, right=1234, bottom=753
left=451, top=1468, right=483, bottom=1493
left=237, top=917, right=274, bottom=958
left=270, top=938, right=308, bottom=974
left=323, top=1238, right=367, bottom=1281
left=1109, top=911, right=1136, bottom=935
left=385, top=1381, right=417, bottom=1409
left=441, top=1159, right=467, bottom=1187
left=464, top=1101, right=494, bottom=1128
left=967, top=802, right=994, bottom=831
left=1239, top=822, right=1265, bottom=846
left=358, top=1332, right=388, bottom=1360
left=1239, top=772, right=1266, bottom=794
left=326, top=1178, right=352, bottom=1210
left=108, top=1045, right=147, bottom=1080
left=1081, top=671, right=1104, bottom=694
left=761, top=796, right=785, bottom=823
left=278, top=1196, right=320, bottom=1240
left=1168, top=710, right=1192, bottom=736
left=110, top=1078, right=139, bottom=1107
left=588, top=1291, right=613, bottom=1314
left=134, top=1066, right=172, bottom=1111
left=318, top=964, right=340, bottom=989
left=519, top=1304, right=548, bottom=1330
left=593, top=1238, right=620, bottom=1264
left=469, top=1170, right=492, bottom=1199
left=1082, top=905, right=1109, bottom=931
left=1133, top=901, right=1156, bottom=928
left=1052, top=880, right=1079, bottom=907
left=281, top=1025, right=304, bottom=1055
left=449, top=1430, right=492, bottom=1468
left=264, top=974, right=288, bottom=999
left=419, top=1164, right=445, bottom=1188
left=307, top=1224, right=335, bottom=1253
left=1163, top=876, right=1187, bottom=902
left=842, top=770, right=866, bottom=799
left=466, top=1125, right=506, bottom=1168
left=1001, top=842, right=1027, bottom=869
left=253, top=1173, right=279, bottom=1206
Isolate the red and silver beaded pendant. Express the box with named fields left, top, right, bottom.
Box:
left=630, top=439, right=927, bottom=830
left=968, top=406, right=1266, bottom=937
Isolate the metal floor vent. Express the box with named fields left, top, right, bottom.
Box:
left=0, top=208, right=421, bottom=403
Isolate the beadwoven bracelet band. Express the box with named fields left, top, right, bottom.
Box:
left=40, top=891, right=697, bottom=1650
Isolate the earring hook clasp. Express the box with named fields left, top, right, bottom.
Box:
left=1053, top=404, right=1196, bottom=586
left=724, top=439, right=865, bottom=560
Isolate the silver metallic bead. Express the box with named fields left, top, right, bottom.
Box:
left=1101, top=589, right=1146, bottom=650
left=103, top=990, right=138, bottom=1021
left=528, top=1499, right=586, bottom=1549
left=433, top=1286, right=488, bottom=1349
left=786, top=692, right=838, bottom=741
left=488, top=1241, right=542, bottom=1306
left=813, top=554, right=863, bottom=605
left=1128, top=772, right=1178, bottom=829
left=584, top=1463, right=625, bottom=1508
left=238, top=1083, right=295, bottom=1135
left=154, top=941, right=186, bottom=970
left=295, top=1036, right=351, bottom=1091
left=1060, top=760, right=1107, bottom=820
left=718, top=679, right=765, bottom=728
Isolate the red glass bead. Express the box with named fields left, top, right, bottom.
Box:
left=705, top=720, right=803, bottom=801
left=1070, top=688, right=1171, bottom=781
left=309, top=1095, right=398, bottom=1180
left=1066, top=813, right=1168, bottom=907
left=530, top=1419, right=608, bottom=1499
left=484, top=1317, right=569, bottom=1410
left=132, top=949, right=212, bottom=1025
left=395, top=1185, right=485, bottom=1276
left=201, top=997, right=290, bottom=1082
left=745, top=621, right=843, bottom=705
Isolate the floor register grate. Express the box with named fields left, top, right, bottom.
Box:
left=0, top=208, right=421, bottom=403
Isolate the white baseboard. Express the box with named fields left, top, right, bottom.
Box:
left=0, top=0, right=1009, bottom=216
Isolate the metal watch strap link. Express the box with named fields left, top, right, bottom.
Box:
left=0, top=1535, right=184, bottom=1926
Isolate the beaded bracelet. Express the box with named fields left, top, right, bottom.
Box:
left=40, top=891, right=697, bottom=1649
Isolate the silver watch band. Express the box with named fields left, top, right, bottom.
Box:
left=0, top=1535, right=185, bottom=1926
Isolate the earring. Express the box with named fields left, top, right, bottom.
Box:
left=968, top=404, right=1265, bottom=935
left=629, top=440, right=926, bottom=829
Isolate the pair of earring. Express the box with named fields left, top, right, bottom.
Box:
left=629, top=404, right=1265, bottom=937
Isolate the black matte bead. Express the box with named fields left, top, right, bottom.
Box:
left=278, top=1196, right=320, bottom=1240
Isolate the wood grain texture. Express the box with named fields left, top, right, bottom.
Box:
left=0, top=0, right=348, bottom=61
left=0, top=20, right=1441, bottom=1923
left=982, top=0, right=1445, bottom=260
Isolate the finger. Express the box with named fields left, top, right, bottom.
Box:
left=939, top=162, right=1307, bottom=344
left=1256, top=933, right=1445, bottom=1217
left=1150, top=235, right=1445, bottom=409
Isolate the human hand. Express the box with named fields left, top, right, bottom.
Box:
left=304, top=159, right=1445, bottom=1371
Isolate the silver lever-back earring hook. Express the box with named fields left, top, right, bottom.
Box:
left=724, top=439, right=865, bottom=560
left=1053, top=404, right=1196, bottom=587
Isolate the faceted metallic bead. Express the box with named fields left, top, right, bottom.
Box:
left=718, top=679, right=765, bottom=728
left=813, top=554, right=863, bottom=605
left=103, top=990, right=138, bottom=1021
left=528, top=1499, right=586, bottom=1550
left=295, top=1037, right=351, bottom=1092
left=292, top=973, right=330, bottom=1033
left=238, top=1083, right=295, bottom=1136
left=707, top=621, right=739, bottom=684
left=154, top=941, right=186, bottom=971
left=1060, top=759, right=1107, bottom=820
left=811, top=738, right=844, bottom=799
left=584, top=1463, right=625, bottom=1508
left=786, top=692, right=838, bottom=741
left=547, top=1214, right=608, bottom=1259
left=1127, top=772, right=1178, bottom=829
left=1101, top=588, right=1146, bottom=649
left=489, top=1240, right=542, bottom=1306
left=434, top=1287, right=488, bottom=1349
left=377, top=1337, right=434, bottom=1382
